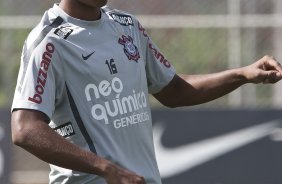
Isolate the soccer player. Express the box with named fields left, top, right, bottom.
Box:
left=11, top=0, right=282, bottom=184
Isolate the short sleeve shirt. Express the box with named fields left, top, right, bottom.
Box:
left=12, top=4, right=176, bottom=184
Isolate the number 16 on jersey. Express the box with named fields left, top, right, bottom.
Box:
left=106, top=59, right=118, bottom=75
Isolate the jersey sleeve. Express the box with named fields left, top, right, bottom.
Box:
left=11, top=37, right=64, bottom=119
left=136, top=21, right=176, bottom=94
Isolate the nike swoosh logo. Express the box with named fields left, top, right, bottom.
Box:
left=153, top=119, right=282, bottom=178
left=82, top=51, right=95, bottom=60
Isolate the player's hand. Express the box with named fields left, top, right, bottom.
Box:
left=242, top=55, right=282, bottom=84
left=103, top=162, right=146, bottom=184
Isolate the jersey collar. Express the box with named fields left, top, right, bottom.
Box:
left=51, top=4, right=105, bottom=27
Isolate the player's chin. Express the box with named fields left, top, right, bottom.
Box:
left=88, top=0, right=108, bottom=8
left=98, top=0, right=108, bottom=7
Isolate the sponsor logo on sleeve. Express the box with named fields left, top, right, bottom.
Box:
left=53, top=122, right=75, bottom=138
left=28, top=43, right=55, bottom=104
left=109, top=13, right=134, bottom=26
left=54, top=26, right=73, bottom=39
left=138, top=22, right=171, bottom=68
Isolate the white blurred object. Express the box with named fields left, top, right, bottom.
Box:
left=270, top=128, right=282, bottom=142
left=154, top=120, right=281, bottom=178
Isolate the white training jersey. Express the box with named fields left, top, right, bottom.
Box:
left=12, top=4, right=175, bottom=184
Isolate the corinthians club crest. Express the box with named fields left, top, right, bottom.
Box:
left=118, top=35, right=140, bottom=62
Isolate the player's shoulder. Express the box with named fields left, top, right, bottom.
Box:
left=102, top=6, right=137, bottom=27
left=27, top=15, right=73, bottom=48
left=24, top=14, right=70, bottom=64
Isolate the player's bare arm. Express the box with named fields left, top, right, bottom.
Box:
left=154, top=55, right=282, bottom=107
left=11, top=109, right=146, bottom=184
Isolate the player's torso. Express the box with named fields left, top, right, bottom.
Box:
left=11, top=4, right=164, bottom=183
left=55, top=14, right=151, bottom=128
left=44, top=9, right=161, bottom=184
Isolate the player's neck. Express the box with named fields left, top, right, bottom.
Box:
left=59, top=1, right=101, bottom=21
